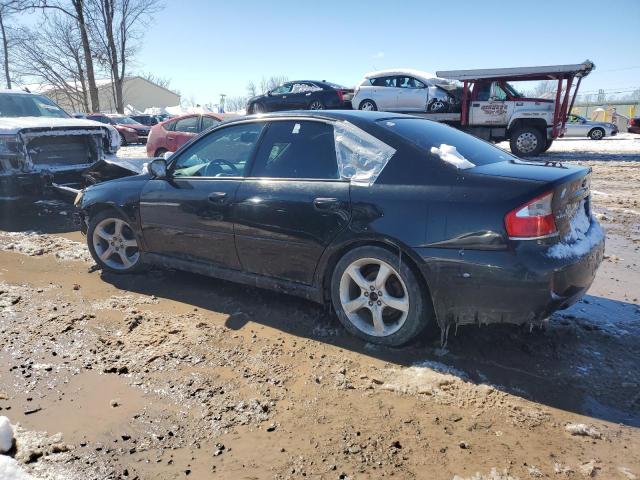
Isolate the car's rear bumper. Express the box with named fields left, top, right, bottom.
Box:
left=415, top=220, right=605, bottom=328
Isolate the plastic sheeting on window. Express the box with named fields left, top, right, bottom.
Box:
left=333, top=121, right=396, bottom=186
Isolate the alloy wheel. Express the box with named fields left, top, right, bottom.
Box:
left=92, top=217, right=140, bottom=270
left=516, top=132, right=539, bottom=154
left=360, top=101, right=376, bottom=111
left=591, top=129, right=603, bottom=140
left=429, top=100, right=446, bottom=112
left=309, top=100, right=324, bottom=110
left=339, top=258, right=410, bottom=337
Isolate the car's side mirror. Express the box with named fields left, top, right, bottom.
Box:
left=149, top=158, right=167, bottom=179
left=267, top=91, right=273, bottom=96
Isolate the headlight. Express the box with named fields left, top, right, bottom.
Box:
left=125, top=127, right=136, bottom=133
left=0, top=134, right=22, bottom=157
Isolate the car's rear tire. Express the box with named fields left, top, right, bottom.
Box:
left=87, top=209, right=144, bottom=274
left=358, top=100, right=377, bottom=111
left=330, top=246, right=433, bottom=346
left=154, top=148, right=168, bottom=158
left=510, top=127, right=544, bottom=157
left=309, top=100, right=325, bottom=110
left=589, top=127, right=605, bottom=140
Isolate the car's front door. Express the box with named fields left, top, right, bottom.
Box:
left=233, top=119, right=351, bottom=285
left=266, top=83, right=293, bottom=112
left=565, top=114, right=588, bottom=137
left=288, top=82, right=320, bottom=109
left=139, top=122, right=265, bottom=268
left=395, top=76, right=428, bottom=111
left=470, top=81, right=509, bottom=126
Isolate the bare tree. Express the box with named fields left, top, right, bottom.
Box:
left=246, top=80, right=256, bottom=98
left=0, top=0, right=29, bottom=88
left=14, top=15, right=91, bottom=111
left=140, top=71, right=173, bottom=90
left=225, top=95, right=248, bottom=113
left=24, top=0, right=101, bottom=111
left=86, top=0, right=161, bottom=113
left=258, top=75, right=288, bottom=94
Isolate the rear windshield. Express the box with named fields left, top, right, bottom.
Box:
left=0, top=93, right=69, bottom=118
left=379, top=118, right=514, bottom=167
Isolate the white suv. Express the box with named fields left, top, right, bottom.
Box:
left=352, top=69, right=459, bottom=113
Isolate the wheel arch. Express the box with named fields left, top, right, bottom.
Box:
left=82, top=201, right=147, bottom=249
left=588, top=126, right=605, bottom=138
left=318, top=237, right=437, bottom=322
left=507, top=117, right=548, bottom=136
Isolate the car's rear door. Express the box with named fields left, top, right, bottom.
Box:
left=139, top=122, right=265, bottom=269
left=171, top=115, right=200, bottom=150
left=233, top=119, right=351, bottom=285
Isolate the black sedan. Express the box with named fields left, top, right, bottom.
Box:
left=246, top=81, right=353, bottom=114
left=78, top=111, right=604, bottom=346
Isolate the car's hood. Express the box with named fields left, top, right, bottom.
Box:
left=0, top=116, right=110, bottom=134
left=248, top=94, right=267, bottom=103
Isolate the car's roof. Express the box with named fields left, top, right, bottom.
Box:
left=362, top=69, right=438, bottom=80
left=233, top=110, right=406, bottom=124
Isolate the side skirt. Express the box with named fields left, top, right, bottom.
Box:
left=144, top=253, right=324, bottom=304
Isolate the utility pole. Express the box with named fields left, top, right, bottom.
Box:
left=219, top=94, right=226, bottom=113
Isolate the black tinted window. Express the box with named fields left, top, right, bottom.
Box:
left=371, top=76, right=397, bottom=87
left=380, top=118, right=514, bottom=167
left=251, top=121, right=338, bottom=179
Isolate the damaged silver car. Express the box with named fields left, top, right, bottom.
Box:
left=0, top=90, right=121, bottom=198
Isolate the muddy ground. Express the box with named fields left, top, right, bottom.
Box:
left=1, top=135, right=639, bottom=480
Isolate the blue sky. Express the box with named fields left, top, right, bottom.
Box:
left=133, top=0, right=639, bottom=104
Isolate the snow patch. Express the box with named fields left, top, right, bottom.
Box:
left=0, top=416, right=14, bottom=453
left=565, top=422, right=602, bottom=439
left=452, top=468, right=518, bottom=480
left=382, top=360, right=468, bottom=395
left=548, top=201, right=604, bottom=259
left=430, top=144, right=475, bottom=170
left=0, top=456, right=36, bottom=480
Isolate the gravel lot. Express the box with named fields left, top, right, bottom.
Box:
left=0, top=134, right=639, bottom=479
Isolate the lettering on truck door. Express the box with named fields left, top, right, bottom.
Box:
left=470, top=81, right=509, bottom=126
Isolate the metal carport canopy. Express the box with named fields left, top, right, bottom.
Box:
left=436, top=60, right=595, bottom=81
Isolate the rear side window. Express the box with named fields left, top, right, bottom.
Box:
left=174, top=116, right=199, bottom=133
left=370, top=76, right=398, bottom=87
left=163, top=120, right=177, bottom=131
left=200, top=115, right=220, bottom=131
left=251, top=121, right=339, bottom=179
left=380, top=118, right=514, bottom=167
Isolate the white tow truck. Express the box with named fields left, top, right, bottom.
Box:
left=404, top=61, right=595, bottom=156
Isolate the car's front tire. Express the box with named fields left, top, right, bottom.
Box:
left=87, top=209, right=144, bottom=274
left=589, top=127, right=605, bottom=140
left=330, top=246, right=433, bottom=346
left=250, top=103, right=264, bottom=114
left=358, top=99, right=377, bottom=111
left=154, top=148, right=168, bottom=158
left=510, top=127, right=544, bottom=157
left=119, top=133, right=128, bottom=146
left=427, top=99, right=449, bottom=113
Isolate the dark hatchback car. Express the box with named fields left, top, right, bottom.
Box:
left=78, top=111, right=604, bottom=346
left=247, top=81, right=353, bottom=114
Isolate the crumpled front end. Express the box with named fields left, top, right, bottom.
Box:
left=0, top=126, right=117, bottom=199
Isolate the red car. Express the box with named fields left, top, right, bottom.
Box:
left=628, top=117, right=640, bottom=135
left=86, top=113, right=150, bottom=145
left=146, top=113, right=224, bottom=157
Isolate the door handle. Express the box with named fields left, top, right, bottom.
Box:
left=167, top=136, right=175, bottom=140
left=472, top=103, right=480, bottom=107
left=313, top=197, right=339, bottom=211
left=208, top=192, right=228, bottom=204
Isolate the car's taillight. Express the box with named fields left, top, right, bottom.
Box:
left=336, top=89, right=344, bottom=102
left=505, top=192, right=557, bottom=239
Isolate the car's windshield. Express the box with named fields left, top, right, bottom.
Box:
left=379, top=118, right=515, bottom=167
left=0, top=93, right=69, bottom=118
left=110, top=115, right=139, bottom=125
